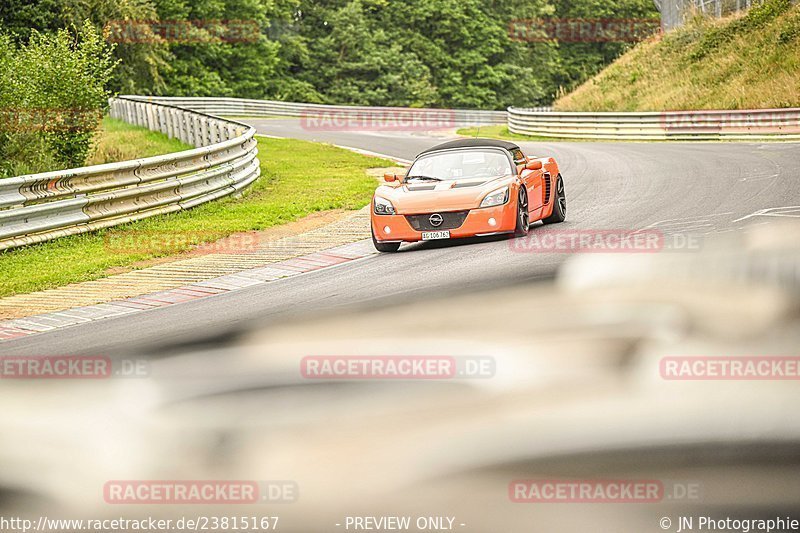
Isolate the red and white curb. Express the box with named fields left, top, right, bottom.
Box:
left=0, top=240, right=376, bottom=342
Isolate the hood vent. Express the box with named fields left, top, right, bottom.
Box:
left=406, top=185, right=438, bottom=191
left=451, top=180, right=487, bottom=189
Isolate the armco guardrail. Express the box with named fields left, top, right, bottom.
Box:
left=122, top=95, right=511, bottom=126
left=0, top=97, right=259, bottom=251
left=507, top=107, right=800, bottom=140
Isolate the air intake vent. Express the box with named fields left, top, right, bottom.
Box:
left=543, top=174, right=552, bottom=204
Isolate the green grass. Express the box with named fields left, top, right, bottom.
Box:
left=556, top=0, right=800, bottom=111
left=0, top=117, right=192, bottom=179
left=455, top=125, right=562, bottom=142
left=455, top=125, right=618, bottom=142
left=0, top=131, right=395, bottom=297
left=87, top=117, right=193, bottom=164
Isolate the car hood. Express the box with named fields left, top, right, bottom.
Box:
left=375, top=175, right=514, bottom=214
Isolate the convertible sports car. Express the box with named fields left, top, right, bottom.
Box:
left=371, top=138, right=566, bottom=252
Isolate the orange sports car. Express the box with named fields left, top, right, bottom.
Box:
left=371, top=138, right=566, bottom=252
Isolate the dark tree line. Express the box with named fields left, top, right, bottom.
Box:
left=0, top=0, right=658, bottom=110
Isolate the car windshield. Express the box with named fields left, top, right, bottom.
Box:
left=407, top=149, right=513, bottom=181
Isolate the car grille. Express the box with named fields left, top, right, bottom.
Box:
left=405, top=211, right=469, bottom=231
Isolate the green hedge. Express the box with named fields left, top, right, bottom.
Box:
left=0, top=21, right=117, bottom=177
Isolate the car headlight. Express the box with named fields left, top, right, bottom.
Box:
left=374, top=196, right=396, bottom=215
left=480, top=187, right=509, bottom=208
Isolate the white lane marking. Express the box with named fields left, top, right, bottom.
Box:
left=650, top=220, right=714, bottom=228
left=643, top=213, right=734, bottom=234
left=733, top=206, right=800, bottom=223
left=644, top=212, right=733, bottom=228
left=739, top=172, right=779, bottom=182
left=334, top=146, right=413, bottom=165
left=254, top=133, right=412, bottom=165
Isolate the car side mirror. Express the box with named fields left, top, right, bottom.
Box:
left=383, top=173, right=400, bottom=182
left=525, top=160, right=543, bottom=171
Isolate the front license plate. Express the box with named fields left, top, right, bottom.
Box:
left=421, top=230, right=450, bottom=240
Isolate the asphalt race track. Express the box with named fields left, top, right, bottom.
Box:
left=2, top=119, right=799, bottom=356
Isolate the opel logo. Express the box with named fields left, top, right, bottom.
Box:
left=429, top=213, right=444, bottom=227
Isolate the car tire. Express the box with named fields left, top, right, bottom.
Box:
left=542, top=174, right=566, bottom=224
left=514, top=187, right=530, bottom=237
left=372, top=228, right=401, bottom=253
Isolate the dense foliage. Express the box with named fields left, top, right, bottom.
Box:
left=0, top=22, right=117, bottom=176
left=0, top=0, right=658, bottom=175
left=0, top=0, right=658, bottom=111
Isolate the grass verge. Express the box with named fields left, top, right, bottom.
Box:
left=87, top=117, right=193, bottom=164
left=455, top=125, right=600, bottom=142
left=555, top=0, right=800, bottom=111
left=0, top=130, right=395, bottom=297
left=0, top=117, right=191, bottom=179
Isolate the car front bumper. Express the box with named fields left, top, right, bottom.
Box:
left=371, top=204, right=517, bottom=243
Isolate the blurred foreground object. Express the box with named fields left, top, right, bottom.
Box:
left=2, top=221, right=799, bottom=532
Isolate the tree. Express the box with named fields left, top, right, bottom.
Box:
left=0, top=21, right=118, bottom=174
left=0, top=0, right=661, bottom=110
